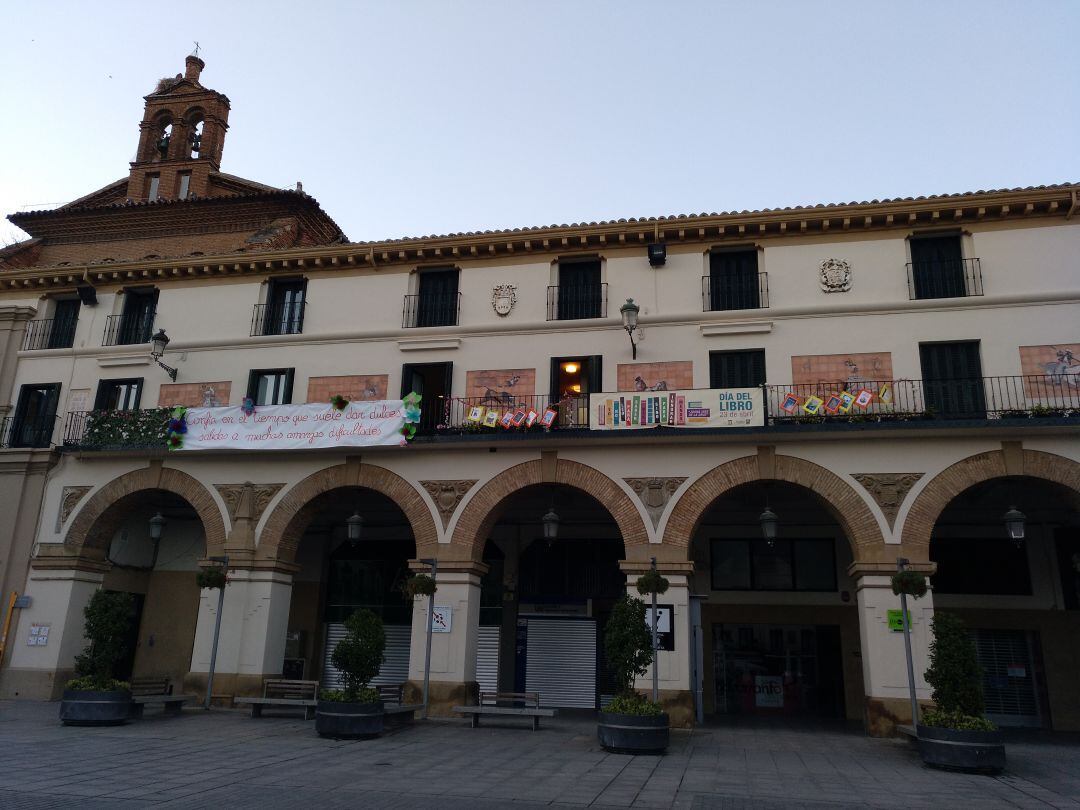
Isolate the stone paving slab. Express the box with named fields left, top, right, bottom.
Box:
left=0, top=700, right=1078, bottom=809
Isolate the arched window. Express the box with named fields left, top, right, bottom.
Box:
left=150, top=116, right=173, bottom=162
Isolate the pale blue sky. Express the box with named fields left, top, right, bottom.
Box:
left=1, top=0, right=1077, bottom=246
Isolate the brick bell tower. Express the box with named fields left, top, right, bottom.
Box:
left=125, top=53, right=231, bottom=202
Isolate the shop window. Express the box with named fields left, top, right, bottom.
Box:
left=247, top=368, right=294, bottom=406
left=94, top=378, right=143, bottom=411
left=930, top=537, right=1032, bottom=595
left=711, top=538, right=836, bottom=591
left=709, top=349, right=765, bottom=389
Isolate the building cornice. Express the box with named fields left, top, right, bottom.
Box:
left=1, top=183, right=1076, bottom=293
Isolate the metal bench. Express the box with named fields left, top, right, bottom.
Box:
left=234, top=678, right=319, bottom=719
left=377, top=683, right=423, bottom=723
left=453, top=691, right=557, bottom=731
left=128, top=676, right=194, bottom=718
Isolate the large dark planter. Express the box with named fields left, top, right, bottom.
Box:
left=916, top=724, right=1006, bottom=774
left=59, top=689, right=132, bottom=726
left=315, top=700, right=384, bottom=739
left=598, top=711, right=669, bottom=754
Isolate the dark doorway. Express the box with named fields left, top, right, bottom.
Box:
left=920, top=340, right=985, bottom=417
left=111, top=591, right=146, bottom=682
left=401, top=362, right=453, bottom=434
left=910, top=233, right=966, bottom=299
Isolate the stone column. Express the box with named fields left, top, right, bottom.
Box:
left=185, top=565, right=295, bottom=702
left=621, top=560, right=696, bottom=728
left=0, top=554, right=108, bottom=700
left=405, top=559, right=486, bottom=715
left=851, top=561, right=936, bottom=736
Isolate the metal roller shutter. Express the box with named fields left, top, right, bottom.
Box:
left=523, top=617, right=596, bottom=709
left=322, top=624, right=412, bottom=689
left=974, top=628, right=1040, bottom=727
left=476, top=626, right=500, bottom=694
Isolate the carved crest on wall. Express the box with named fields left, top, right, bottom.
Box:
left=491, top=284, right=517, bottom=316
left=624, top=477, right=687, bottom=530
left=852, top=473, right=923, bottom=530
left=214, top=482, right=285, bottom=522
left=421, top=480, right=478, bottom=528
left=819, top=258, right=852, bottom=293
left=57, top=486, right=93, bottom=531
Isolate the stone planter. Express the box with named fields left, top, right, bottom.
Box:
left=59, top=689, right=132, bottom=726
left=916, top=724, right=1006, bottom=773
left=597, top=711, right=669, bottom=754
left=315, top=699, right=384, bottom=738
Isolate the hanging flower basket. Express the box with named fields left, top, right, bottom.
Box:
left=891, top=570, right=927, bottom=598
left=196, top=566, right=228, bottom=590
left=241, top=397, right=256, bottom=416
left=165, top=406, right=188, bottom=451
left=330, top=394, right=350, bottom=411
left=636, top=569, right=670, bottom=596
left=404, top=574, right=437, bottom=599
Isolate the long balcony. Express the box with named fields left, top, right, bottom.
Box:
left=22, top=317, right=78, bottom=350
left=59, top=375, right=1079, bottom=451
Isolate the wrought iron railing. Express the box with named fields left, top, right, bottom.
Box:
left=22, top=317, right=78, bottom=350
left=103, top=311, right=156, bottom=346
left=63, top=409, right=170, bottom=450
left=906, top=257, right=983, bottom=300
left=439, top=395, right=590, bottom=434
left=547, top=284, right=608, bottom=321
left=251, top=301, right=306, bottom=336
left=0, top=415, right=57, bottom=448
left=403, top=292, right=461, bottom=328
left=702, top=272, right=769, bottom=311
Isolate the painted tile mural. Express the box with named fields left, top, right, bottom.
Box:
left=791, top=352, right=894, bottom=392
left=464, top=368, right=536, bottom=406
left=1018, top=344, right=1080, bottom=400
left=306, top=374, right=388, bottom=403
left=158, top=381, right=232, bottom=407
left=617, top=361, right=694, bottom=392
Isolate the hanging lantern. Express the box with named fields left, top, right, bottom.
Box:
left=149, top=512, right=167, bottom=541
left=346, top=511, right=364, bottom=544
left=542, top=506, right=560, bottom=546
left=759, top=506, right=779, bottom=547
left=1003, top=505, right=1026, bottom=547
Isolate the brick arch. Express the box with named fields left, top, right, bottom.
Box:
left=901, top=449, right=1080, bottom=559
left=65, top=467, right=226, bottom=560
left=449, top=459, right=649, bottom=561
left=258, top=463, right=439, bottom=564
left=664, top=455, right=885, bottom=562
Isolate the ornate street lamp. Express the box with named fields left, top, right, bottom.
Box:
left=1003, top=506, right=1026, bottom=547
left=150, top=329, right=178, bottom=381
left=542, top=504, right=560, bottom=547
left=346, top=511, right=364, bottom=545
left=759, top=506, right=779, bottom=547
left=620, top=298, right=640, bottom=359
left=148, top=512, right=167, bottom=541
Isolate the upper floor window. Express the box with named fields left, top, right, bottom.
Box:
left=248, top=368, right=294, bottom=405
left=711, top=538, right=836, bottom=591
left=177, top=172, right=191, bottom=199
left=23, top=298, right=80, bottom=351
left=705, top=248, right=766, bottom=311
left=405, top=268, right=460, bottom=328
left=105, top=288, right=157, bottom=346
left=709, top=349, right=765, bottom=389
left=254, top=278, right=306, bottom=336
left=6, top=383, right=61, bottom=448
left=907, top=232, right=983, bottom=299
left=95, top=378, right=143, bottom=411
left=549, top=258, right=606, bottom=320
left=919, top=340, right=985, bottom=418
left=146, top=174, right=161, bottom=202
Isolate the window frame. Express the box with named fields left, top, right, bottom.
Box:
left=709, top=349, right=766, bottom=389
left=709, top=537, right=837, bottom=592
left=94, top=378, right=144, bottom=411
left=247, top=368, right=295, bottom=406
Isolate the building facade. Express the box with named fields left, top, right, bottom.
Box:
left=1, top=57, right=1077, bottom=735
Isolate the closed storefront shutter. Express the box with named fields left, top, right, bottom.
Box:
left=523, top=617, right=596, bottom=709
left=322, top=624, right=411, bottom=689
left=476, top=626, right=500, bottom=694
left=973, top=628, right=1041, bottom=727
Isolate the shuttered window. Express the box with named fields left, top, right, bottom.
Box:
left=919, top=341, right=985, bottom=416
left=710, top=350, right=766, bottom=389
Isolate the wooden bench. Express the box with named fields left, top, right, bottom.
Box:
left=453, top=691, right=556, bottom=731
left=128, top=676, right=194, bottom=718
left=234, top=679, right=319, bottom=719
left=377, top=683, right=423, bottom=723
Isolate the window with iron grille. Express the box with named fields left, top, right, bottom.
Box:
left=707, top=249, right=763, bottom=310
left=554, top=259, right=604, bottom=320
left=909, top=233, right=967, bottom=299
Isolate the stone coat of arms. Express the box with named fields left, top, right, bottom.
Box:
left=491, top=284, right=517, bottom=316
left=819, top=258, right=852, bottom=293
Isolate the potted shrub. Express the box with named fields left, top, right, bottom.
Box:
left=315, top=608, right=386, bottom=738
left=59, top=590, right=135, bottom=726
left=917, top=612, right=1005, bottom=773
left=597, top=594, right=669, bottom=754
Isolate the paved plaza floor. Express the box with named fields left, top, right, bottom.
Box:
left=0, top=700, right=1078, bottom=809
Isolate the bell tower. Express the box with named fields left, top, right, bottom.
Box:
left=126, top=53, right=231, bottom=202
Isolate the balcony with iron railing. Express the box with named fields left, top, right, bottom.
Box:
left=547, top=284, right=608, bottom=321
left=906, top=257, right=983, bottom=300
left=702, top=272, right=769, bottom=311
left=22, top=317, right=78, bottom=350
left=251, top=301, right=306, bottom=336
left=103, top=311, right=156, bottom=346
left=58, top=374, right=1079, bottom=451
left=403, top=292, right=461, bottom=328
left=1, top=415, right=58, bottom=449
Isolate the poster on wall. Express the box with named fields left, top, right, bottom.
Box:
left=177, top=401, right=410, bottom=451
left=589, top=388, right=763, bottom=430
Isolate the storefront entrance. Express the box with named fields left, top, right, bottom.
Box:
left=713, top=623, right=845, bottom=718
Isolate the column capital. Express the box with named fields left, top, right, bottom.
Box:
left=847, top=560, right=935, bottom=580
left=408, top=558, right=489, bottom=578
left=30, top=545, right=111, bottom=574
left=620, top=559, right=695, bottom=576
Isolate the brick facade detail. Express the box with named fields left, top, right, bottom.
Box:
left=158, top=381, right=232, bottom=407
